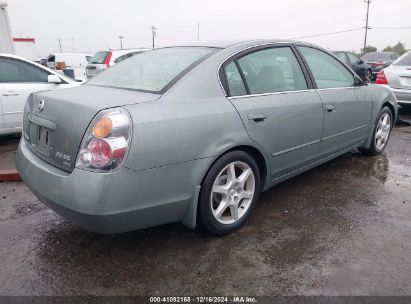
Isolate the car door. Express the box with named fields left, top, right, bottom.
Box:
left=222, top=45, right=324, bottom=179
left=0, top=57, right=60, bottom=132
left=297, top=46, right=372, bottom=157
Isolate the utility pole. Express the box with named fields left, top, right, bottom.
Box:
left=57, top=37, right=62, bottom=53
left=197, top=22, right=200, bottom=41
left=119, top=35, right=124, bottom=49
left=363, top=0, right=371, bottom=54
left=149, top=25, right=157, bottom=49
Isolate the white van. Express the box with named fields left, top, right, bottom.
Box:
left=46, top=53, right=91, bottom=81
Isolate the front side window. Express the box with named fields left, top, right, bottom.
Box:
left=0, top=58, right=49, bottom=83
left=224, top=61, right=247, bottom=96
left=299, top=47, right=355, bottom=89
left=87, top=47, right=214, bottom=93
left=236, top=47, right=308, bottom=94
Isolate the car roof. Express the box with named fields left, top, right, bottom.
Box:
left=364, top=52, right=397, bottom=55
left=52, top=53, right=88, bottom=55
left=174, top=39, right=310, bottom=49
left=333, top=51, right=356, bottom=54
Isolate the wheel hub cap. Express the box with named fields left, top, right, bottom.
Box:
left=375, top=113, right=391, bottom=151
left=210, top=161, right=256, bottom=225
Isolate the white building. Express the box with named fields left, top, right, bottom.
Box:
left=13, top=37, right=36, bottom=60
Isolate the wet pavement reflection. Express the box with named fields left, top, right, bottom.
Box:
left=0, top=108, right=410, bottom=296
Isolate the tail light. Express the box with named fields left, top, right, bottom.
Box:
left=104, top=51, right=112, bottom=69
left=375, top=70, right=388, bottom=85
left=76, top=108, right=132, bottom=172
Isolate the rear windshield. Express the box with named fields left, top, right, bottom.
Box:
left=361, top=53, right=390, bottom=61
left=90, top=51, right=110, bottom=64
left=86, top=47, right=215, bottom=93
left=394, top=53, right=411, bottom=66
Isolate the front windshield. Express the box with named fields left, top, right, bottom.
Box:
left=86, top=47, right=215, bottom=93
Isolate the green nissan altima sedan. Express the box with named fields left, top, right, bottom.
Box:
left=16, top=39, right=398, bottom=235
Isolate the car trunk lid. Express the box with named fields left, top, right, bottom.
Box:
left=385, top=66, right=411, bottom=90
left=23, top=85, right=160, bottom=172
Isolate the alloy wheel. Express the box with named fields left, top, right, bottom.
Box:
left=210, top=161, right=255, bottom=225
left=375, top=113, right=391, bottom=150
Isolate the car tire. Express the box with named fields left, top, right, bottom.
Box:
left=400, top=104, right=411, bottom=110
left=359, top=106, right=393, bottom=156
left=198, top=151, right=261, bottom=235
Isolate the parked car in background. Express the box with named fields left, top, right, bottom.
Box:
left=86, top=48, right=149, bottom=79
left=0, top=54, right=79, bottom=135
left=375, top=51, right=411, bottom=108
left=46, top=53, right=91, bottom=81
left=333, top=51, right=373, bottom=82
left=35, top=57, right=47, bottom=67
left=361, top=52, right=400, bottom=79
left=17, top=40, right=397, bottom=236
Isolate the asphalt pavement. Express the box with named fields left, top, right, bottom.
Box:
left=0, top=108, right=410, bottom=296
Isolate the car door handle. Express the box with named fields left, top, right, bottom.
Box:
left=3, top=91, right=20, bottom=96
left=324, top=105, right=336, bottom=113
left=247, top=113, right=267, bottom=123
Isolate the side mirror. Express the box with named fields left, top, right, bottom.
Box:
left=48, top=74, right=62, bottom=84
left=358, top=59, right=364, bottom=64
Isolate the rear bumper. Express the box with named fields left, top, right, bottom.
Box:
left=16, top=139, right=208, bottom=234
left=384, top=86, right=411, bottom=105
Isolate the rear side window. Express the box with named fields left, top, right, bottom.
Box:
left=394, top=53, right=411, bottom=66
left=114, top=54, right=128, bottom=64
left=347, top=53, right=360, bottom=64
left=0, top=58, right=49, bottom=83
left=224, top=62, right=247, bottom=96
left=235, top=47, right=308, bottom=94
left=334, top=52, right=349, bottom=64
left=299, top=47, right=355, bottom=89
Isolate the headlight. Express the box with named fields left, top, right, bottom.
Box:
left=75, top=107, right=132, bottom=172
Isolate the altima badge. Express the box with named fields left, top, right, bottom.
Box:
left=37, top=99, right=45, bottom=113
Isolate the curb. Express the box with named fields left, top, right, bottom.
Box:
left=0, top=170, right=21, bottom=182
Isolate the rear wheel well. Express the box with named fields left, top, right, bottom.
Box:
left=382, top=102, right=396, bottom=124
left=202, top=146, right=267, bottom=189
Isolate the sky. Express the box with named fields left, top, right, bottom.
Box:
left=6, top=0, right=411, bottom=57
